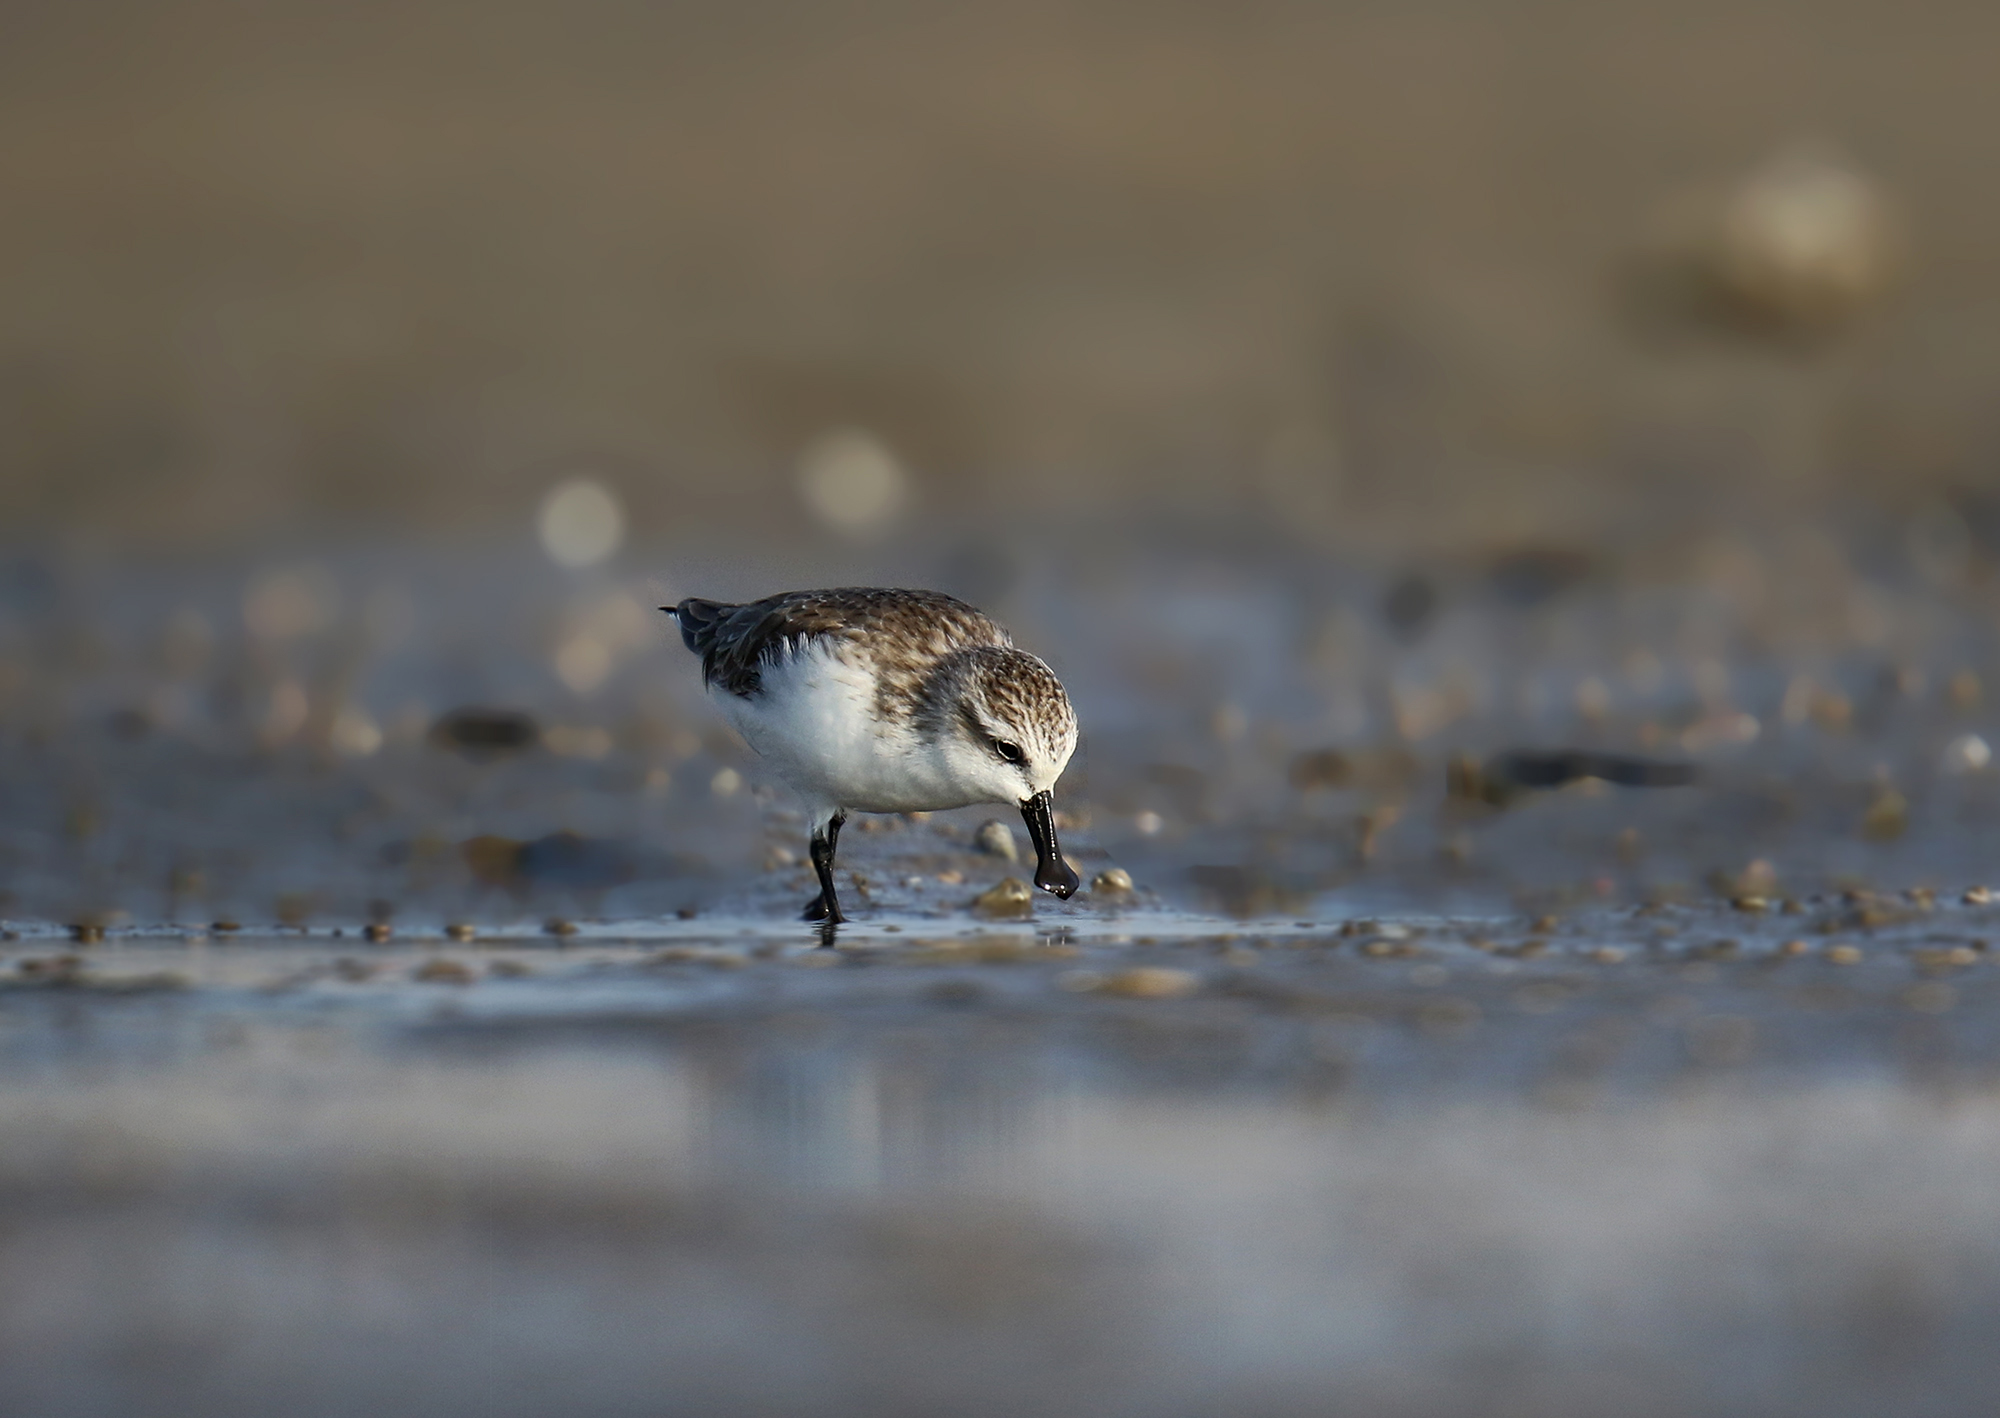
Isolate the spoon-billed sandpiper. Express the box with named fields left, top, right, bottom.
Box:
left=664, top=588, right=1081, bottom=924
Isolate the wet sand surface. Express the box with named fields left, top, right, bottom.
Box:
left=6, top=528, right=2000, bottom=1414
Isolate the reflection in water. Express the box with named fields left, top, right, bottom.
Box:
left=3, top=964, right=1999, bottom=1417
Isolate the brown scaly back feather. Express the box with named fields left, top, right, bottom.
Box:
left=666, top=588, right=1010, bottom=708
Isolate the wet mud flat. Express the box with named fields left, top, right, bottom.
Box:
left=6, top=904, right=2000, bottom=1417
left=6, top=525, right=2000, bottom=1411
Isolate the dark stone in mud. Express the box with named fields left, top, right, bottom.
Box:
left=430, top=708, right=541, bottom=758
left=1186, top=865, right=1305, bottom=918
left=460, top=832, right=641, bottom=893
left=519, top=833, right=637, bottom=891
left=1382, top=573, right=1439, bottom=640
left=1449, top=749, right=1697, bottom=807
left=1485, top=546, right=1599, bottom=606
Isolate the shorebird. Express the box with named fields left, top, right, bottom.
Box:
left=663, top=588, right=1082, bottom=924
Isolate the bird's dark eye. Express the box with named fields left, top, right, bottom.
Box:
left=992, top=739, right=1025, bottom=764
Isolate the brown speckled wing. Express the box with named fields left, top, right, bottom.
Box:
left=671, top=588, right=1009, bottom=702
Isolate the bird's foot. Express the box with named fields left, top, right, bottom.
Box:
left=802, top=894, right=847, bottom=925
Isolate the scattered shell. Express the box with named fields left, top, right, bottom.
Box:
left=972, top=820, right=1020, bottom=862
left=1862, top=787, right=1909, bottom=842
left=362, top=922, right=393, bottom=943
left=1944, top=734, right=1992, bottom=775
left=906, top=940, right=1074, bottom=965
left=1904, top=982, right=1957, bottom=1014
left=1825, top=944, right=1864, bottom=965
left=1731, top=896, right=1769, bottom=914
left=1091, top=868, right=1134, bottom=895
left=444, top=923, right=478, bottom=942
left=1078, top=967, right=1201, bottom=999
left=647, top=947, right=745, bottom=969
left=1701, top=148, right=1901, bottom=337
left=1912, top=946, right=1978, bottom=971
left=972, top=878, right=1035, bottom=918
left=1965, top=887, right=1993, bottom=906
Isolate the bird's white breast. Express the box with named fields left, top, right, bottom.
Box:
left=714, top=641, right=972, bottom=815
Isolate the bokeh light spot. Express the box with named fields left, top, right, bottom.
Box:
left=538, top=479, right=625, bottom=569
left=555, top=636, right=614, bottom=695
left=795, top=429, right=908, bottom=537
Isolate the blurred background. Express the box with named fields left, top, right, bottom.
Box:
left=5, top=0, right=1996, bottom=551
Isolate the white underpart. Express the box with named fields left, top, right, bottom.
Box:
left=714, top=640, right=999, bottom=822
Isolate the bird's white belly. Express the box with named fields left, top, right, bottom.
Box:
left=716, top=645, right=973, bottom=814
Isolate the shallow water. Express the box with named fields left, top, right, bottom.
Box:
left=5, top=525, right=2000, bottom=1413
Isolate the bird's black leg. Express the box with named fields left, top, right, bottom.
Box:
left=803, top=810, right=848, bottom=928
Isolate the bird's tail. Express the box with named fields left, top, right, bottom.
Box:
left=661, top=598, right=728, bottom=656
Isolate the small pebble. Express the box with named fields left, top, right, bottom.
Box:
left=1913, top=946, right=1979, bottom=970
left=1779, top=939, right=1812, bottom=956
left=1862, top=787, right=1909, bottom=842
left=67, top=923, right=104, bottom=944
left=1589, top=946, right=1627, bottom=963
left=362, top=922, right=393, bottom=943
left=444, top=923, right=478, bottom=942
left=544, top=918, right=579, bottom=937
left=1965, top=887, right=1993, bottom=906
left=1731, top=896, right=1769, bottom=914
left=1943, top=733, right=1991, bottom=775
left=1904, top=982, right=1957, bottom=1013
left=1825, top=944, right=1864, bottom=965
left=1092, top=868, right=1134, bottom=895
left=972, top=820, right=1020, bottom=863
left=1074, top=967, right=1201, bottom=999
left=212, top=920, right=241, bottom=933
left=971, top=877, right=1035, bottom=918
left=413, top=958, right=475, bottom=985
